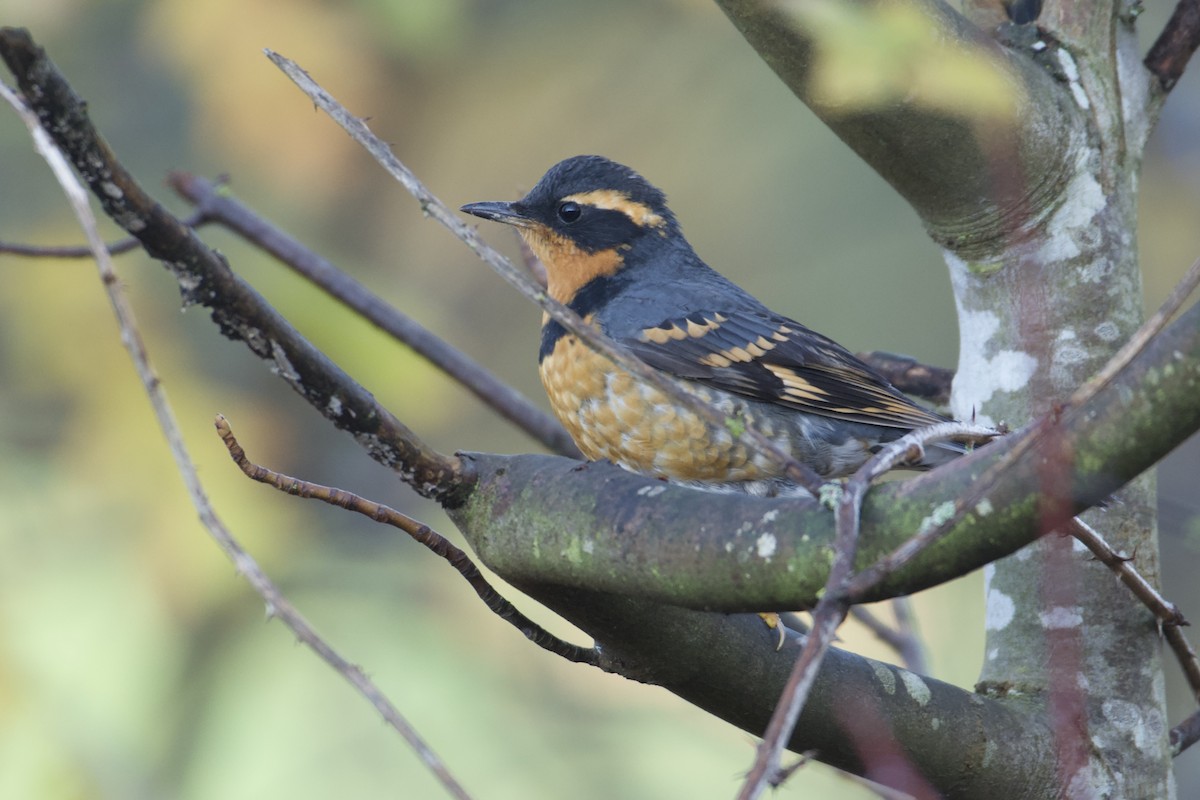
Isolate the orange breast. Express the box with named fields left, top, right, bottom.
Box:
left=538, top=331, right=791, bottom=483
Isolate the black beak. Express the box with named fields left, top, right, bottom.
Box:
left=460, top=200, right=531, bottom=226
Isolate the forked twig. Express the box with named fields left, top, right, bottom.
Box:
left=215, top=414, right=599, bottom=667
left=0, top=28, right=463, bottom=502
left=0, top=208, right=208, bottom=256
left=168, top=172, right=579, bottom=460
left=0, top=78, right=475, bottom=800
left=850, top=602, right=928, bottom=675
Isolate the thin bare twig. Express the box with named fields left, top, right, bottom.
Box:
left=850, top=603, right=928, bottom=675
left=1165, top=623, right=1200, bottom=702
left=1066, top=517, right=1200, bottom=714
left=168, top=171, right=579, bottom=459
left=0, top=208, right=208, bottom=256
left=215, top=414, right=599, bottom=666
left=265, top=49, right=830, bottom=496
left=737, top=422, right=991, bottom=799
left=1066, top=518, right=1189, bottom=629
left=889, top=598, right=929, bottom=675
left=0, top=79, right=475, bottom=800
left=774, top=752, right=918, bottom=800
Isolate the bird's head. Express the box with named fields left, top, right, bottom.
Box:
left=462, top=155, right=679, bottom=304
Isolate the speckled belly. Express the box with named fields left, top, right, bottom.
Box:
left=539, top=332, right=795, bottom=483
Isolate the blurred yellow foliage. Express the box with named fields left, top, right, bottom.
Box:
left=141, top=0, right=388, bottom=199
left=784, top=0, right=1020, bottom=123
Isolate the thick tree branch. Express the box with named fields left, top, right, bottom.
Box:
left=443, top=287, right=1199, bottom=793
left=505, top=586, right=1056, bottom=795
left=453, top=295, right=1200, bottom=611
left=713, top=0, right=1080, bottom=256
left=0, top=27, right=468, bottom=504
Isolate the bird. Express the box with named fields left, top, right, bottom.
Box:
left=462, top=155, right=988, bottom=496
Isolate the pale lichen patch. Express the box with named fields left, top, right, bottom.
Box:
left=755, top=533, right=777, bottom=560
left=985, top=588, right=1015, bottom=631
left=945, top=255, right=1039, bottom=424
left=1039, top=606, right=1083, bottom=629
left=917, top=500, right=957, bottom=536
left=1055, top=47, right=1090, bottom=110
left=1093, top=320, right=1120, bottom=342
left=899, top=671, right=932, bottom=706
left=871, top=661, right=896, bottom=695
left=270, top=340, right=300, bottom=382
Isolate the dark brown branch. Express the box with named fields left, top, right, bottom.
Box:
left=856, top=351, right=954, bottom=405
left=169, top=172, right=580, bottom=460
left=0, top=209, right=208, bottom=256
left=1067, top=515, right=1200, bottom=745
left=214, top=414, right=598, bottom=666
left=0, top=27, right=468, bottom=505
left=1172, top=708, right=1200, bottom=756
left=1145, top=0, right=1200, bottom=91
left=0, top=80, right=475, bottom=800
left=510, top=580, right=1056, bottom=793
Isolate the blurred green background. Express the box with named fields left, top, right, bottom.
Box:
left=1, top=1, right=1198, bottom=797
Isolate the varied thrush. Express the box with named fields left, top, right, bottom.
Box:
left=463, top=155, right=982, bottom=495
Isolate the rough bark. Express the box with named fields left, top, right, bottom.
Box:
left=706, top=1, right=1178, bottom=794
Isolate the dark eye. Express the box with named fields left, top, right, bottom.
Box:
left=557, top=201, right=582, bottom=223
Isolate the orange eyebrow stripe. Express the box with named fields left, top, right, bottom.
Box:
left=562, top=189, right=665, bottom=229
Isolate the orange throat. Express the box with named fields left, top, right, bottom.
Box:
left=519, top=224, right=624, bottom=304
